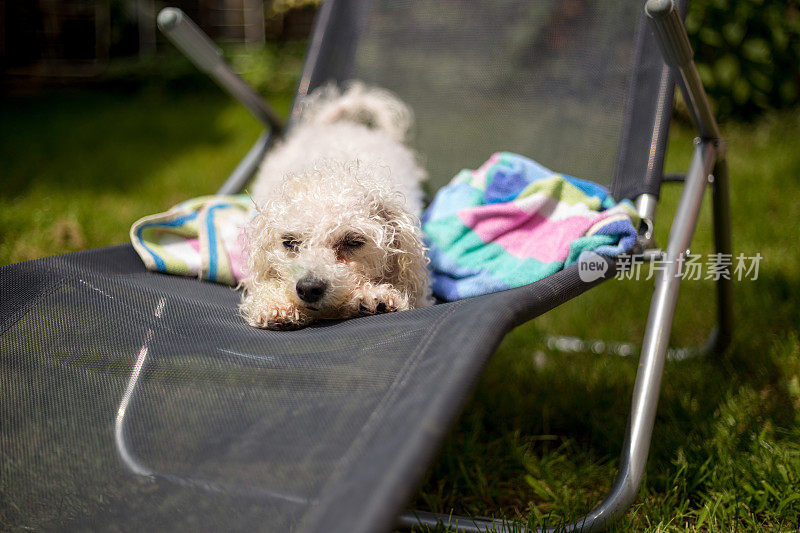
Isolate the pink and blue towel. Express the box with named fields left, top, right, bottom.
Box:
left=422, top=152, right=639, bottom=301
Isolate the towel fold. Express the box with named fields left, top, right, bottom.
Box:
left=130, top=195, right=253, bottom=286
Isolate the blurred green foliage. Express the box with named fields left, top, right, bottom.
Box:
left=228, top=42, right=307, bottom=96
left=686, top=0, right=800, bottom=120
left=88, top=41, right=306, bottom=99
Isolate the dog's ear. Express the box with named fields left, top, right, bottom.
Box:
left=376, top=201, right=430, bottom=307
left=242, top=206, right=280, bottom=289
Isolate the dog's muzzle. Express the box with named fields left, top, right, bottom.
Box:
left=296, top=275, right=328, bottom=304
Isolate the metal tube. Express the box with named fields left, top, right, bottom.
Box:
left=560, top=140, right=717, bottom=532
left=397, top=511, right=515, bottom=533
left=157, top=8, right=285, bottom=133
left=216, top=132, right=272, bottom=195
left=635, top=193, right=658, bottom=225
left=709, top=149, right=734, bottom=351
left=645, top=0, right=720, bottom=140
left=635, top=193, right=659, bottom=249
left=292, top=0, right=336, bottom=122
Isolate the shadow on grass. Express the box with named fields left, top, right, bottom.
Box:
left=408, top=247, right=800, bottom=531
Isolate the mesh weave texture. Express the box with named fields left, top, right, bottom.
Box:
left=1, top=245, right=605, bottom=532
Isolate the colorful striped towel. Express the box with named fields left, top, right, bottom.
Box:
left=422, top=152, right=639, bottom=301
left=130, top=195, right=253, bottom=286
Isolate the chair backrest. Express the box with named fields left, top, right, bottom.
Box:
left=295, top=0, right=681, bottom=201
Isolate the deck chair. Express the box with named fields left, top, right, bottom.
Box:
left=0, top=0, right=732, bottom=531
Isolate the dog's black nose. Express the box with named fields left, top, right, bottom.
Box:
left=296, top=276, right=328, bottom=303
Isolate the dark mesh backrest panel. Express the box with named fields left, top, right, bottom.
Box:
left=301, top=0, right=673, bottom=194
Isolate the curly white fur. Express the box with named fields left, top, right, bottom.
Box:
left=241, top=83, right=432, bottom=330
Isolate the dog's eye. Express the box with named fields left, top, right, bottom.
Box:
left=340, top=236, right=366, bottom=250
left=282, top=237, right=300, bottom=251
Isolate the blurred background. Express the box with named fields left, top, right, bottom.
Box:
left=1, top=0, right=797, bottom=114
left=1, top=0, right=316, bottom=78
left=1, top=0, right=319, bottom=265
left=0, top=0, right=798, bottom=265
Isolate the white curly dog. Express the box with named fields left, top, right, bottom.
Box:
left=241, top=83, right=432, bottom=330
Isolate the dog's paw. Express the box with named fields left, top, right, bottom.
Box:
left=248, top=303, right=308, bottom=330
left=354, top=283, right=410, bottom=316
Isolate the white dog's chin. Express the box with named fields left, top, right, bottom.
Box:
left=239, top=83, right=432, bottom=331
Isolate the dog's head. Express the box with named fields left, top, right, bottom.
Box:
left=243, top=160, right=429, bottom=320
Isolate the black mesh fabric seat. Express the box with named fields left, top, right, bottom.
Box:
left=2, top=0, right=734, bottom=531
left=1, top=244, right=605, bottom=532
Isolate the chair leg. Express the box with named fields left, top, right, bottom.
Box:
left=397, top=141, right=721, bottom=533
left=708, top=150, right=734, bottom=353
left=544, top=143, right=735, bottom=362
left=690, top=145, right=734, bottom=357
left=396, top=240, right=692, bottom=533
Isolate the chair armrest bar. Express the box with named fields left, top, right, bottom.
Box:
left=645, top=0, right=720, bottom=140
left=552, top=140, right=719, bottom=533
left=216, top=131, right=272, bottom=195
left=157, top=8, right=285, bottom=134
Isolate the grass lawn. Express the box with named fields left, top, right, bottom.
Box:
left=0, top=88, right=275, bottom=265
left=1, top=82, right=799, bottom=531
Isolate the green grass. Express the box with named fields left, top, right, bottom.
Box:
left=0, top=89, right=272, bottom=265
left=1, top=81, right=799, bottom=531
